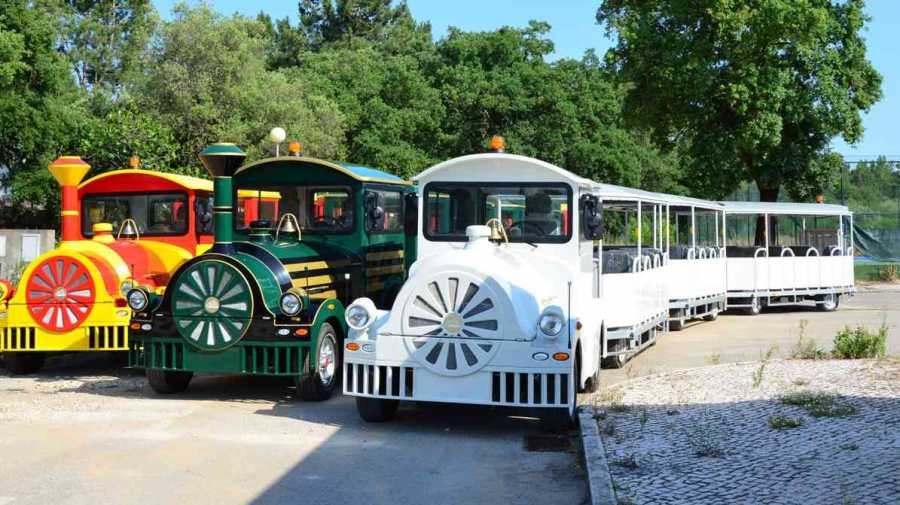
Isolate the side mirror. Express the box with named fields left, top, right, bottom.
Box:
left=404, top=192, right=418, bottom=235
left=580, top=194, right=604, bottom=240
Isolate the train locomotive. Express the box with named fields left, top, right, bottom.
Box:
left=127, top=142, right=416, bottom=400
left=0, top=156, right=215, bottom=374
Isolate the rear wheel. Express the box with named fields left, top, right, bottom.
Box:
left=744, top=296, right=762, bottom=316
left=669, top=319, right=684, bottom=331
left=703, top=309, right=720, bottom=322
left=601, top=353, right=627, bottom=369
left=2, top=352, right=46, bottom=375
left=297, top=322, right=340, bottom=401
left=818, top=293, right=839, bottom=312
left=146, top=369, right=193, bottom=394
left=356, top=397, right=399, bottom=422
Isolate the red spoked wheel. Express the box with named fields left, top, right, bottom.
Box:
left=26, top=256, right=96, bottom=332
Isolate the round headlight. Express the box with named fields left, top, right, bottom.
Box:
left=280, top=291, right=303, bottom=316
left=127, top=288, right=149, bottom=311
left=120, top=279, right=135, bottom=298
left=539, top=312, right=564, bottom=337
left=345, top=298, right=376, bottom=331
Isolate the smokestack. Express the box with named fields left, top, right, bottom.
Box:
left=199, top=143, right=246, bottom=253
left=48, top=156, right=91, bottom=242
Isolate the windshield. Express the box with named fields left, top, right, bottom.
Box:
left=424, top=183, right=571, bottom=243
left=82, top=192, right=188, bottom=236
left=234, top=186, right=354, bottom=234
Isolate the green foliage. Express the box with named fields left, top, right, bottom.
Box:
left=789, top=320, right=828, bottom=360
left=780, top=391, right=858, bottom=417
left=832, top=324, right=888, bottom=359
left=767, top=415, right=803, bottom=430
left=597, top=0, right=883, bottom=200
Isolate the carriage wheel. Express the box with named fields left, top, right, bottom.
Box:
left=147, top=369, right=193, bottom=394
left=25, top=256, right=95, bottom=332
left=745, top=296, right=762, bottom=316
left=296, top=323, right=340, bottom=401
left=2, top=352, right=46, bottom=375
left=818, top=293, right=839, bottom=312
left=669, top=319, right=684, bottom=331
left=356, top=397, right=399, bottom=422
left=703, top=309, right=720, bottom=322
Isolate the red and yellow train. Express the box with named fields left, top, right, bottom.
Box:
left=0, top=156, right=220, bottom=374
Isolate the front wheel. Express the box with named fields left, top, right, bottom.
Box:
left=297, top=322, right=340, bottom=401
left=356, top=396, right=399, bottom=422
left=744, top=296, right=763, bottom=316
left=2, top=352, right=46, bottom=375
left=146, top=369, right=193, bottom=394
left=669, top=319, right=684, bottom=331
left=703, top=309, right=720, bottom=322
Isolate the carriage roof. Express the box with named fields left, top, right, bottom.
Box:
left=235, top=156, right=409, bottom=185
left=721, top=201, right=851, bottom=216
left=79, top=169, right=213, bottom=191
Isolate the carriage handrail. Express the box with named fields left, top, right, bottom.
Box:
left=719, top=246, right=726, bottom=258
left=642, top=255, right=652, bottom=270
left=631, top=257, right=641, bottom=273
left=687, top=248, right=696, bottom=260
left=653, top=254, right=661, bottom=268
left=845, top=246, right=852, bottom=256
left=754, top=247, right=767, bottom=258
left=780, top=247, right=795, bottom=257
left=698, top=248, right=707, bottom=259
left=805, top=247, right=819, bottom=257
left=830, top=247, right=842, bottom=256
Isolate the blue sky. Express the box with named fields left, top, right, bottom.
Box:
left=153, top=0, right=898, bottom=159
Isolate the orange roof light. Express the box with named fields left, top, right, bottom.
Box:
left=288, top=141, right=302, bottom=156
left=128, top=155, right=141, bottom=169
left=489, top=135, right=506, bottom=153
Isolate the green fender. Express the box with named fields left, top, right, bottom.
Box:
left=305, top=298, right=347, bottom=376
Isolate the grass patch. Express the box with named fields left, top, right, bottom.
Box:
left=751, top=344, right=778, bottom=388
left=599, top=419, right=616, bottom=436
left=780, top=391, right=858, bottom=417
left=767, top=415, right=804, bottom=430
left=832, top=324, right=888, bottom=359
left=792, top=377, right=810, bottom=387
left=790, top=320, right=828, bottom=360
left=611, top=452, right=640, bottom=470
left=838, top=442, right=859, bottom=451
left=855, top=262, right=900, bottom=282
left=706, top=352, right=722, bottom=365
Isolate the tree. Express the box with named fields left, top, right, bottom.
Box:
left=0, top=0, right=82, bottom=213
left=597, top=0, right=883, bottom=201
left=432, top=22, right=676, bottom=190
left=136, top=3, right=346, bottom=167
left=298, top=0, right=419, bottom=49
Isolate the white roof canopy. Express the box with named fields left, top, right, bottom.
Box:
left=722, top=201, right=851, bottom=216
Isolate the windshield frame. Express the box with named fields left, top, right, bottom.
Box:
left=422, top=181, right=573, bottom=244
left=232, top=184, right=356, bottom=236
left=81, top=190, right=190, bottom=237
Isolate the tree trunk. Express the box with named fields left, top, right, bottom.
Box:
left=754, top=185, right=779, bottom=247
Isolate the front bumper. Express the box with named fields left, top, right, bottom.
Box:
left=0, top=304, right=129, bottom=352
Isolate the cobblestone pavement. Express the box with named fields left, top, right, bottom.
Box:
left=587, top=359, right=900, bottom=505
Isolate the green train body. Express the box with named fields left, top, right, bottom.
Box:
left=128, top=144, right=416, bottom=399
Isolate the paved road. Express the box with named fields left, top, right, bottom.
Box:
left=0, top=359, right=587, bottom=505
left=599, top=284, right=900, bottom=386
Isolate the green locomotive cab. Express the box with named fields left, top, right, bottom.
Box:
left=127, top=143, right=416, bottom=400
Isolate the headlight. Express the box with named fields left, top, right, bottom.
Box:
left=127, top=288, right=149, bottom=311
left=345, top=298, right=376, bottom=331
left=538, top=311, right=564, bottom=337
left=119, top=279, right=135, bottom=298
left=280, top=291, right=303, bottom=316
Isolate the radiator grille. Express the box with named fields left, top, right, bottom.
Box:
left=491, top=372, right=568, bottom=406
left=87, top=326, right=127, bottom=350
left=0, top=326, right=36, bottom=350
left=344, top=362, right=415, bottom=399
left=130, top=340, right=185, bottom=369
left=241, top=345, right=306, bottom=375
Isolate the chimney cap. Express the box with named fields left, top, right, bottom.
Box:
left=199, top=143, right=246, bottom=177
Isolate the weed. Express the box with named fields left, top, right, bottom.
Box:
left=617, top=496, right=635, bottom=505
left=612, top=452, right=640, bottom=470
left=751, top=344, right=778, bottom=388
left=790, top=320, right=828, bottom=360
left=683, top=411, right=725, bottom=458
left=780, top=391, right=858, bottom=417
left=792, top=377, right=810, bottom=387
left=877, top=264, right=898, bottom=282
left=638, top=407, right=649, bottom=431
left=767, top=415, right=804, bottom=430
left=599, top=420, right=616, bottom=436
left=609, top=401, right=631, bottom=413
left=832, top=324, right=888, bottom=359
left=706, top=352, right=722, bottom=365
left=666, top=408, right=680, bottom=416
left=838, top=442, right=859, bottom=451
left=624, top=364, right=639, bottom=380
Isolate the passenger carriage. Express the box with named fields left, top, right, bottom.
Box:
left=723, top=202, right=854, bottom=314
left=0, top=157, right=215, bottom=374
left=341, top=146, right=669, bottom=427
left=127, top=141, right=416, bottom=400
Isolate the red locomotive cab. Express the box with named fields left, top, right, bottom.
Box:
left=0, top=156, right=215, bottom=374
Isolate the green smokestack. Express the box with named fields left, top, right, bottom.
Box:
left=199, top=143, right=246, bottom=252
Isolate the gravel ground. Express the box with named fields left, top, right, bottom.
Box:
left=587, top=359, right=900, bottom=505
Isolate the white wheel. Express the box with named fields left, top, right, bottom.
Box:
left=818, top=293, right=839, bottom=312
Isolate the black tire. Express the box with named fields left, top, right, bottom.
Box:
left=669, top=319, right=684, bottom=331
left=601, top=353, right=627, bottom=369
left=817, top=293, right=839, bottom=312
left=540, top=408, right=576, bottom=432
left=146, top=369, right=193, bottom=394
left=703, top=309, right=720, bottom=322
left=2, top=352, right=46, bottom=375
left=297, top=322, right=340, bottom=401
left=356, top=396, right=399, bottom=422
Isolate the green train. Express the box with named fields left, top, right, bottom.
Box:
left=127, top=143, right=416, bottom=400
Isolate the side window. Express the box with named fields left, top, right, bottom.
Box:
left=366, top=189, right=402, bottom=233
left=195, top=194, right=213, bottom=235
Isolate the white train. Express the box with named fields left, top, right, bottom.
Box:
left=341, top=150, right=854, bottom=428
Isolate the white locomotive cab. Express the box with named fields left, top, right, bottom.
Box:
left=723, top=201, right=855, bottom=313
left=343, top=153, right=628, bottom=428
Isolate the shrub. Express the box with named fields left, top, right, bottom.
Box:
left=768, top=415, right=804, bottom=430
left=832, top=325, right=888, bottom=359
left=790, top=320, right=827, bottom=360
left=780, top=392, right=858, bottom=418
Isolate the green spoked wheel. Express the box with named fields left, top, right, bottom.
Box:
left=172, top=260, right=253, bottom=351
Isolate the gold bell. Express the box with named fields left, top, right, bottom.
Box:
left=281, top=217, right=298, bottom=234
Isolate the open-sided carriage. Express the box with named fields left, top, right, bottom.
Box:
left=127, top=142, right=416, bottom=400
left=723, top=201, right=854, bottom=313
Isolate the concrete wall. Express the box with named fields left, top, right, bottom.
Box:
left=0, top=229, right=56, bottom=281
